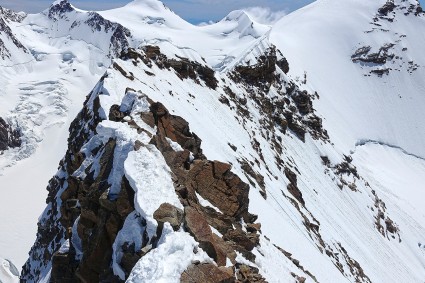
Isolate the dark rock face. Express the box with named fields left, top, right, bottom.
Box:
left=228, top=46, right=328, bottom=145
left=0, top=6, right=26, bottom=22
left=240, top=160, right=266, bottom=199
left=0, top=117, right=21, bottom=151
left=83, top=12, right=132, bottom=58
left=0, top=5, right=26, bottom=60
left=372, top=190, right=401, bottom=242
left=181, top=263, right=234, bottom=283
left=352, top=44, right=395, bottom=65
left=139, top=45, right=218, bottom=89
left=284, top=167, right=305, bottom=206
left=109, top=104, right=127, bottom=122
left=21, top=83, right=106, bottom=282
left=0, top=16, right=28, bottom=58
left=233, top=47, right=279, bottom=86
left=47, top=0, right=74, bottom=20
left=47, top=1, right=131, bottom=59
left=378, top=1, right=396, bottom=16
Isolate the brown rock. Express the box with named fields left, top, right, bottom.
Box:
left=213, top=161, right=231, bottom=177
left=109, top=104, right=125, bottom=122
left=184, top=207, right=217, bottom=261
left=181, top=263, right=235, bottom=283
left=50, top=252, right=76, bottom=283
left=287, top=183, right=305, bottom=206
left=201, top=208, right=234, bottom=236
left=141, top=112, right=156, bottom=128
left=223, top=229, right=257, bottom=252
left=188, top=161, right=249, bottom=219
left=246, top=223, right=261, bottom=233
left=212, top=233, right=237, bottom=265
left=149, top=102, right=204, bottom=159
left=153, top=203, right=184, bottom=231
left=236, top=264, right=267, bottom=283
left=116, top=176, right=135, bottom=218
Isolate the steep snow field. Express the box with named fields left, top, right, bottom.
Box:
left=353, top=142, right=425, bottom=231
left=271, top=0, right=425, bottom=158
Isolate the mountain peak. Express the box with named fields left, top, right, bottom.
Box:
left=0, top=6, right=26, bottom=22
left=121, top=0, right=174, bottom=15
left=218, top=9, right=270, bottom=39
left=128, top=0, right=168, bottom=9
left=47, top=0, right=76, bottom=19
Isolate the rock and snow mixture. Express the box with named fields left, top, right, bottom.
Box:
left=1, top=0, right=425, bottom=282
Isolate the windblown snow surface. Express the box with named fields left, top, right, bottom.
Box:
left=0, top=0, right=424, bottom=282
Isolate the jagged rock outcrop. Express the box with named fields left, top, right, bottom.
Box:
left=139, top=45, right=218, bottom=89
left=351, top=44, right=395, bottom=65
left=22, top=88, right=265, bottom=282
left=0, top=9, right=28, bottom=59
left=147, top=101, right=265, bottom=280
left=0, top=117, right=21, bottom=151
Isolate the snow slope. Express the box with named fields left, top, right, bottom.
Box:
left=271, top=0, right=425, bottom=158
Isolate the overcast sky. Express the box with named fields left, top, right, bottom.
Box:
left=0, top=0, right=315, bottom=23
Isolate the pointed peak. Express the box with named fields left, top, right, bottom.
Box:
left=223, top=10, right=253, bottom=22
left=0, top=6, right=26, bottom=22
left=126, top=0, right=170, bottom=11
left=50, top=0, right=72, bottom=8
left=47, top=0, right=76, bottom=19
left=216, top=10, right=270, bottom=39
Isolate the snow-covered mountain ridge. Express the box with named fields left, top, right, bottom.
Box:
left=0, top=0, right=424, bottom=282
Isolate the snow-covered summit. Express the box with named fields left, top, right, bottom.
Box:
left=45, top=0, right=76, bottom=17
left=216, top=10, right=271, bottom=39
left=0, top=6, right=26, bottom=22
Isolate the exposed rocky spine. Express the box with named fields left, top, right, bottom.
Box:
left=21, top=81, right=265, bottom=282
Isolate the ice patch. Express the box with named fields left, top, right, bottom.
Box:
left=112, top=211, right=145, bottom=280
left=166, top=137, right=183, bottom=152
left=196, top=192, right=222, bottom=214
left=0, top=257, right=19, bottom=283
left=58, top=239, right=70, bottom=254
left=124, top=144, right=183, bottom=238
left=126, top=224, right=212, bottom=283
